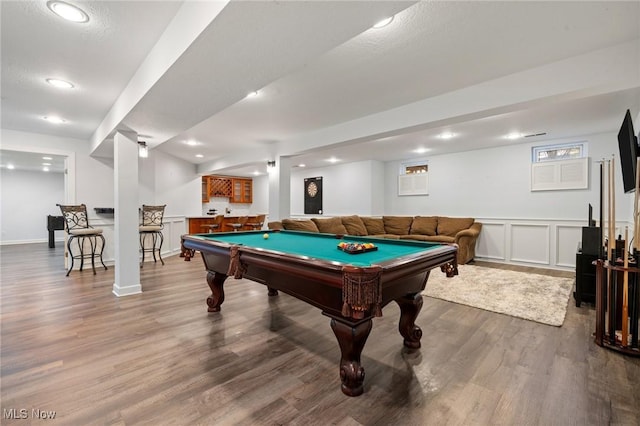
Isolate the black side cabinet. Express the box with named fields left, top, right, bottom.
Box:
left=575, top=251, right=598, bottom=307
left=47, top=215, right=65, bottom=248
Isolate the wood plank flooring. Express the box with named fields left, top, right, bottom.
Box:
left=1, top=244, right=639, bottom=425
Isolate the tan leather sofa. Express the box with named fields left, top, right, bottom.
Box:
left=267, top=215, right=482, bottom=265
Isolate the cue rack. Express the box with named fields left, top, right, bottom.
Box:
left=594, top=157, right=640, bottom=355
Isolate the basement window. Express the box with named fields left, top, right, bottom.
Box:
left=399, top=160, right=428, bottom=195
left=532, top=142, right=587, bottom=163
left=530, top=142, right=588, bottom=191
left=400, top=161, right=428, bottom=175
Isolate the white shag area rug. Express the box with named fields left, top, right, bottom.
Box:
left=422, top=264, right=574, bottom=326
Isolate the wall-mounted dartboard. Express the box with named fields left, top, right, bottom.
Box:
left=304, top=177, right=323, bottom=214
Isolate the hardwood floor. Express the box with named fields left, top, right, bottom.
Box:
left=1, top=244, right=639, bottom=425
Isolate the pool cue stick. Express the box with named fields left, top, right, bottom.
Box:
left=635, top=157, right=640, bottom=251
left=633, top=158, right=640, bottom=347
left=611, top=159, right=616, bottom=250
left=622, top=227, right=629, bottom=346
left=595, top=161, right=606, bottom=345
left=608, top=160, right=616, bottom=341
left=632, top=264, right=639, bottom=348
left=608, top=159, right=614, bottom=259
left=632, top=274, right=639, bottom=348
left=612, top=158, right=617, bottom=269
left=600, top=161, right=605, bottom=258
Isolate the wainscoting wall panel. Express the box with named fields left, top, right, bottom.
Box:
left=556, top=224, right=583, bottom=267
left=475, top=222, right=506, bottom=261
left=510, top=223, right=550, bottom=265
left=476, top=218, right=594, bottom=271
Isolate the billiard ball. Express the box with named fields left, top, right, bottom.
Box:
left=263, top=233, right=269, bottom=239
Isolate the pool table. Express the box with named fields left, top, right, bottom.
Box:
left=182, top=230, right=458, bottom=396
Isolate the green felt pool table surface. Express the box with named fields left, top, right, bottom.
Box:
left=194, top=230, right=444, bottom=267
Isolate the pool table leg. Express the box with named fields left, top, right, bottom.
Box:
left=206, top=271, right=227, bottom=312
left=329, top=318, right=372, bottom=397
left=396, top=293, right=424, bottom=349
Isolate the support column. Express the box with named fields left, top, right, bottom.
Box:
left=268, top=156, right=291, bottom=221
left=112, top=131, right=142, bottom=296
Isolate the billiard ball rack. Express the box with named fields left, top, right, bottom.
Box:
left=337, top=242, right=378, bottom=254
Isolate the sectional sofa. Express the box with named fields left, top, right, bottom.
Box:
left=267, top=215, right=482, bottom=264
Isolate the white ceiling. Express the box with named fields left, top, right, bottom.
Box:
left=1, top=1, right=639, bottom=177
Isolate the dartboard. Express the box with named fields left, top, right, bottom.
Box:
left=307, top=181, right=318, bottom=197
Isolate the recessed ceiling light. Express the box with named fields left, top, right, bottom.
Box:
left=46, top=78, right=74, bottom=89
left=327, top=157, right=339, bottom=163
left=7, top=164, right=15, bottom=170
left=42, top=162, right=52, bottom=166
left=195, top=154, right=204, bottom=158
left=246, top=91, right=259, bottom=98
left=253, top=171, right=261, bottom=176
left=47, top=1, right=89, bottom=23
left=413, top=148, right=431, bottom=154
left=43, top=167, right=50, bottom=172
left=373, top=16, right=394, bottom=28
left=43, top=116, right=66, bottom=124
left=438, top=132, right=456, bottom=140
left=42, top=156, right=53, bottom=160
left=185, top=140, right=199, bottom=146
left=298, top=164, right=306, bottom=168
left=506, top=132, right=524, bottom=140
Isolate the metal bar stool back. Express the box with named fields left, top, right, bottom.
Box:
left=57, top=204, right=108, bottom=276
left=140, top=204, right=166, bottom=267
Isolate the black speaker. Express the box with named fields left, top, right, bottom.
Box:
left=581, top=226, right=601, bottom=256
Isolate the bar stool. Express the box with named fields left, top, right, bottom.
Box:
left=245, top=214, right=266, bottom=230
left=140, top=204, right=166, bottom=268
left=226, top=216, right=248, bottom=232
left=57, top=204, right=107, bottom=276
left=201, top=214, right=224, bottom=233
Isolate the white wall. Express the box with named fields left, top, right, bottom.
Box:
left=248, top=174, right=269, bottom=215
left=1, top=129, right=115, bottom=215
left=290, top=160, right=383, bottom=216
left=0, top=169, right=65, bottom=244
left=145, top=149, right=201, bottom=218
left=384, top=131, right=630, bottom=221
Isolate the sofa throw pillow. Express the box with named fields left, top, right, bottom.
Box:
left=341, top=215, right=368, bottom=236
left=410, top=216, right=438, bottom=236
left=282, top=219, right=319, bottom=233
left=361, top=217, right=385, bottom=235
left=312, top=217, right=348, bottom=234
left=383, top=216, right=413, bottom=235
left=437, top=217, right=474, bottom=237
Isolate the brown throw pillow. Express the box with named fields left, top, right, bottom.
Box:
left=437, top=217, right=474, bottom=237
left=341, top=215, right=368, bottom=236
left=311, top=217, right=348, bottom=234
left=361, top=217, right=385, bottom=235
left=410, top=216, right=438, bottom=236
left=282, top=219, right=319, bottom=233
left=383, top=216, right=413, bottom=235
